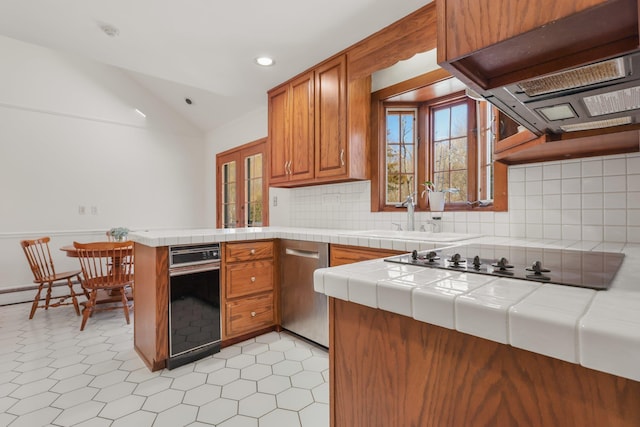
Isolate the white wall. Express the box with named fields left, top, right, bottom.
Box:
left=0, top=36, right=207, bottom=293
left=204, top=107, right=269, bottom=227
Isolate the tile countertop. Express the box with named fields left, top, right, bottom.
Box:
left=129, top=227, right=640, bottom=382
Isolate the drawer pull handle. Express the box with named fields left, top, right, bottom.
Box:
left=251, top=277, right=256, bottom=282
left=250, top=249, right=256, bottom=255
left=251, top=311, right=257, bottom=317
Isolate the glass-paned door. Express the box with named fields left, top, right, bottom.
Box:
left=221, top=160, right=237, bottom=228
left=245, top=153, right=263, bottom=227
left=216, top=139, right=268, bottom=228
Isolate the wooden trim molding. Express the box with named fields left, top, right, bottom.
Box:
left=347, top=3, right=437, bottom=80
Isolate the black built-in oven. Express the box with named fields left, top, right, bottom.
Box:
left=167, top=243, right=221, bottom=369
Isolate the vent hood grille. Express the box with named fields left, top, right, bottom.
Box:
left=484, top=52, right=640, bottom=135
left=560, top=116, right=632, bottom=132
left=518, top=58, right=626, bottom=97
left=583, top=86, right=640, bottom=116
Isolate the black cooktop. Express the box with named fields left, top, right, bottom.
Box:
left=384, top=244, right=625, bottom=290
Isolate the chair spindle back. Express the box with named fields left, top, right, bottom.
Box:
left=20, top=237, right=56, bottom=282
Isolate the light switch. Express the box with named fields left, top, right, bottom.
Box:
left=78, top=206, right=86, bottom=215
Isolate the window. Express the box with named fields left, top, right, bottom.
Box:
left=380, top=94, right=480, bottom=210
left=371, top=71, right=506, bottom=213
left=429, top=98, right=476, bottom=205
left=478, top=101, right=494, bottom=201
left=216, top=138, right=268, bottom=228
left=385, top=108, right=417, bottom=205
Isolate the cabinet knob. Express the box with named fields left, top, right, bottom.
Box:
left=250, top=249, right=256, bottom=255
left=251, top=276, right=256, bottom=282
left=251, top=311, right=257, bottom=317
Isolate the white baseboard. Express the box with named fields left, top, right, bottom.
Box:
left=0, top=283, right=83, bottom=306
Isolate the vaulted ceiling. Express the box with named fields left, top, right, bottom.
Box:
left=0, top=0, right=433, bottom=132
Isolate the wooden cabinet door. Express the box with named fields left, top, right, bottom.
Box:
left=225, top=261, right=274, bottom=299
left=289, top=72, right=315, bottom=182
left=329, top=244, right=404, bottom=267
left=268, top=84, right=290, bottom=184
left=225, top=293, right=275, bottom=338
left=225, top=241, right=274, bottom=262
left=315, top=55, right=347, bottom=179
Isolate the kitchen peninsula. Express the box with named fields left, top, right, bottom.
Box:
left=130, top=227, right=640, bottom=427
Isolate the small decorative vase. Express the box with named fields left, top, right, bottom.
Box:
left=428, top=191, right=445, bottom=212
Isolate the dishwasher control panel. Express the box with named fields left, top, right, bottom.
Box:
left=169, top=243, right=220, bottom=267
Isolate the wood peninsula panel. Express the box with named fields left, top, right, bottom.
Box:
left=133, top=244, right=168, bottom=371
left=330, top=298, right=640, bottom=427
left=329, top=244, right=403, bottom=267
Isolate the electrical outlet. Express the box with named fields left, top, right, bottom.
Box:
left=78, top=205, right=86, bottom=215
left=91, top=206, right=98, bottom=215
left=273, top=196, right=278, bottom=207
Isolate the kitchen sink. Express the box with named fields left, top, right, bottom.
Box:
left=339, top=230, right=481, bottom=242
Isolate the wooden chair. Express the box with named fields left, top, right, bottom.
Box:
left=20, top=237, right=87, bottom=319
left=73, top=241, right=134, bottom=331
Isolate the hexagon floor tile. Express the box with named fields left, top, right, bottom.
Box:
left=0, top=301, right=329, bottom=426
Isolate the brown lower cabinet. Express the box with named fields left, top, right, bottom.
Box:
left=134, top=240, right=279, bottom=371
left=329, top=297, right=640, bottom=427
left=221, top=240, right=278, bottom=341
left=329, top=244, right=404, bottom=266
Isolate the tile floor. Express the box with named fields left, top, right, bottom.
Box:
left=0, top=302, right=329, bottom=427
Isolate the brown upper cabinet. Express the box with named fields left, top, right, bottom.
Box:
left=268, top=55, right=369, bottom=187
left=268, top=72, right=315, bottom=185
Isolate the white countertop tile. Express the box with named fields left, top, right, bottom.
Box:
left=347, top=264, right=413, bottom=309
left=509, top=284, right=596, bottom=363
left=455, top=278, right=540, bottom=344
left=412, top=273, right=496, bottom=329
left=579, top=291, right=640, bottom=381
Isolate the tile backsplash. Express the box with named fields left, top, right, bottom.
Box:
left=285, top=153, right=640, bottom=243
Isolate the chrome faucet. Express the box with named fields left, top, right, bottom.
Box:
left=400, top=193, right=416, bottom=231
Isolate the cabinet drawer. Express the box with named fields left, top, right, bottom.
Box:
left=225, top=241, right=273, bottom=262
left=226, top=261, right=274, bottom=299
left=225, top=293, right=274, bottom=337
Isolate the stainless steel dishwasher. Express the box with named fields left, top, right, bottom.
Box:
left=280, top=240, right=329, bottom=347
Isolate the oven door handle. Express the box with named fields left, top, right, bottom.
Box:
left=169, top=262, right=220, bottom=277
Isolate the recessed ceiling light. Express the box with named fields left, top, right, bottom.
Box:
left=135, top=108, right=146, bottom=118
left=255, top=56, right=275, bottom=67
